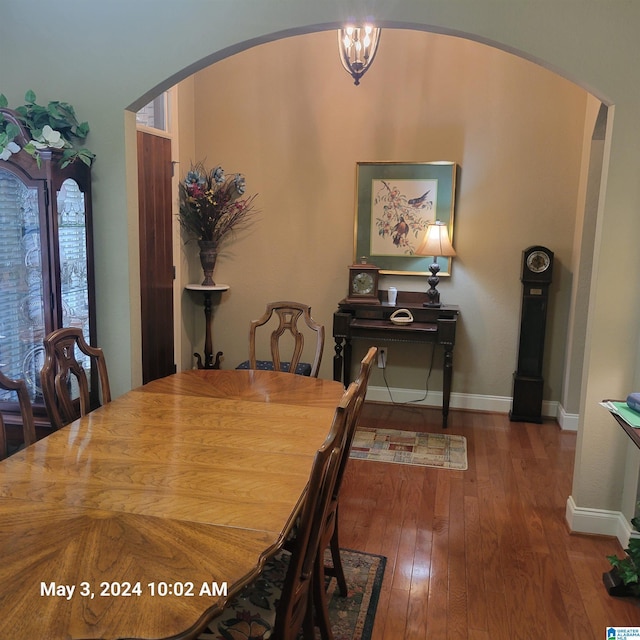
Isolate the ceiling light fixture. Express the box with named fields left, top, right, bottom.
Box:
left=338, top=25, right=381, bottom=86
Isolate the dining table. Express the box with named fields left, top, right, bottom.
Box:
left=0, top=368, right=345, bottom=640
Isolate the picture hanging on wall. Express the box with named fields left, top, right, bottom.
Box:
left=354, top=161, right=458, bottom=275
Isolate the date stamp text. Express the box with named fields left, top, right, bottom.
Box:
left=40, top=581, right=228, bottom=600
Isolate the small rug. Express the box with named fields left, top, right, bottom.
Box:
left=350, top=427, right=468, bottom=470
left=199, top=548, right=386, bottom=640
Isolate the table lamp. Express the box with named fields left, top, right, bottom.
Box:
left=416, top=221, right=456, bottom=307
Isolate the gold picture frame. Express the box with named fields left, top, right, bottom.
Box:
left=354, top=161, right=457, bottom=276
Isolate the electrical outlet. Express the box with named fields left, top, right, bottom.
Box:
left=377, top=347, right=387, bottom=368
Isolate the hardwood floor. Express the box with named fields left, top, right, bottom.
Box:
left=338, top=402, right=640, bottom=639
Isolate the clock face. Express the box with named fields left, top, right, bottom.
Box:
left=526, top=250, right=551, bottom=274
left=352, top=271, right=374, bottom=295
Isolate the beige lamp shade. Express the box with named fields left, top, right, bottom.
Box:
left=416, top=221, right=456, bottom=258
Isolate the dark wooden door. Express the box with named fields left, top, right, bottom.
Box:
left=137, top=131, right=175, bottom=383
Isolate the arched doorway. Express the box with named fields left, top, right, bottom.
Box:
left=131, top=28, right=601, bottom=422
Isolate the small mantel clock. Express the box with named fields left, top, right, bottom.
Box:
left=345, top=258, right=381, bottom=305
left=509, top=246, right=554, bottom=423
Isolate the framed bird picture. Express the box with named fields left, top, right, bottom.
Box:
left=354, top=161, right=458, bottom=276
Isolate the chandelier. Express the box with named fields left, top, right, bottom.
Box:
left=337, top=25, right=381, bottom=86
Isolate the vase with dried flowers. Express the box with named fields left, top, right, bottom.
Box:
left=178, top=162, right=258, bottom=285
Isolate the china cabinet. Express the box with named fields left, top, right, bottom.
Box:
left=0, top=109, right=96, bottom=432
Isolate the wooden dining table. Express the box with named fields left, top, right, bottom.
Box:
left=0, top=368, right=345, bottom=640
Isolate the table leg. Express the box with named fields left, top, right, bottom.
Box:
left=442, top=345, right=453, bottom=428
left=333, top=337, right=344, bottom=383
left=343, top=339, right=353, bottom=386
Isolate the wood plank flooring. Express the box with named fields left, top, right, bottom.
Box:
left=338, top=402, right=640, bottom=639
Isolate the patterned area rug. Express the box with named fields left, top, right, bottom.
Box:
left=321, top=548, right=386, bottom=640
left=198, top=548, right=386, bottom=640
left=350, top=427, right=468, bottom=470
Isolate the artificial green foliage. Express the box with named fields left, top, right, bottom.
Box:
left=607, top=514, right=640, bottom=595
left=0, top=91, right=95, bottom=167
left=16, top=90, right=90, bottom=142
left=0, top=120, right=20, bottom=149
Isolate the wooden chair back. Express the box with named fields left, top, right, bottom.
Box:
left=0, top=413, right=6, bottom=461
left=0, top=370, right=37, bottom=459
left=319, top=346, right=376, bottom=601
left=248, top=301, right=324, bottom=377
left=334, top=346, right=377, bottom=498
left=273, top=382, right=358, bottom=639
left=40, top=327, right=111, bottom=430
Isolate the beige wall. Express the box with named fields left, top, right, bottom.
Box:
left=179, top=30, right=588, bottom=407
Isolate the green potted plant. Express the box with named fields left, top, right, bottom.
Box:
left=178, top=161, right=258, bottom=285
left=0, top=90, right=94, bottom=167
left=604, top=512, right=640, bottom=597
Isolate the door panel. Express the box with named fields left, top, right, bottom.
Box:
left=137, top=131, right=175, bottom=383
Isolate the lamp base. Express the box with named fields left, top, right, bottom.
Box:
left=424, top=262, right=442, bottom=307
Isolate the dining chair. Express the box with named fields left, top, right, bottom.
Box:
left=40, top=327, right=111, bottom=430
left=0, top=413, right=6, bottom=461
left=199, top=382, right=359, bottom=640
left=0, top=370, right=37, bottom=459
left=321, top=346, right=377, bottom=598
left=236, top=301, right=325, bottom=377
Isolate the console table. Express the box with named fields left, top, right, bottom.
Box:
left=185, top=284, right=229, bottom=369
left=333, top=291, right=459, bottom=427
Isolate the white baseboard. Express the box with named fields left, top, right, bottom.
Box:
left=557, top=405, right=580, bottom=431
left=364, top=385, right=511, bottom=413
left=366, top=385, right=549, bottom=415
left=365, top=385, right=581, bottom=431
left=566, top=495, right=633, bottom=547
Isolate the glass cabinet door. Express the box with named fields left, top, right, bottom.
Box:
left=57, top=178, right=92, bottom=384
left=58, top=179, right=90, bottom=338
left=0, top=167, right=46, bottom=402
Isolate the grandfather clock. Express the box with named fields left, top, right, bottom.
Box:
left=509, top=246, right=554, bottom=423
